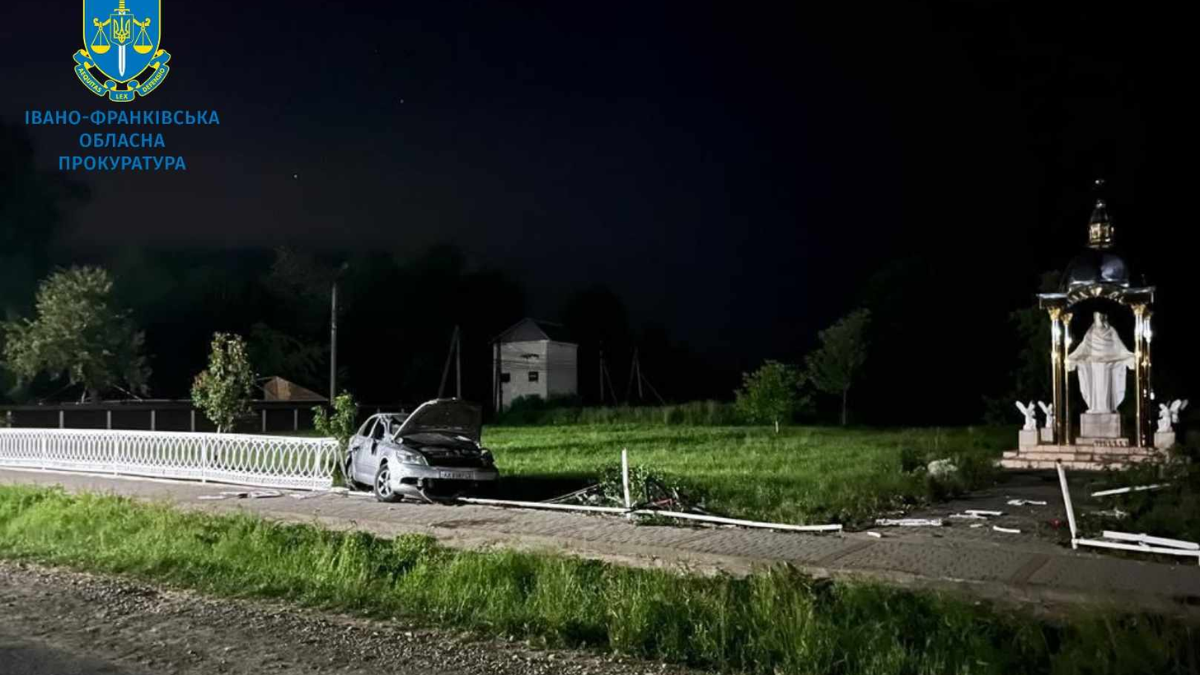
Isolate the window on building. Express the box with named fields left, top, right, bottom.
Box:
left=528, top=371, right=539, bottom=382
left=500, top=372, right=511, bottom=383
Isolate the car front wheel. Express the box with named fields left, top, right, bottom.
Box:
left=373, top=463, right=401, bottom=503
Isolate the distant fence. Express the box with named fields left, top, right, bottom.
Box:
left=0, top=401, right=325, bottom=434
left=0, top=429, right=340, bottom=491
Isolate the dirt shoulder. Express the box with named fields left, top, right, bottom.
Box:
left=0, top=560, right=705, bottom=675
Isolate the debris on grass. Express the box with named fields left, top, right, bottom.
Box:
left=948, top=513, right=988, bottom=520
left=1101, top=531, right=1198, bottom=551
left=992, top=526, right=1021, bottom=534
left=866, top=531, right=883, bottom=538
left=966, top=509, right=1003, bottom=517
left=1088, top=508, right=1129, bottom=520
left=1006, top=499, right=1047, bottom=506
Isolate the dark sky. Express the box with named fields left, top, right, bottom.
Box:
left=2, top=2, right=1193, bottom=384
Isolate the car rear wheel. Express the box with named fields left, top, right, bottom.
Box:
left=374, top=463, right=401, bottom=503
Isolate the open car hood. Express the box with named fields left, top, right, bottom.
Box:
left=396, top=399, right=482, bottom=442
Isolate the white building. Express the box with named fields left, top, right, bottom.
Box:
left=492, top=318, right=578, bottom=410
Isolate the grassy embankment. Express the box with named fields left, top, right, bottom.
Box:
left=1, top=484, right=1196, bottom=675
left=484, top=424, right=1009, bottom=525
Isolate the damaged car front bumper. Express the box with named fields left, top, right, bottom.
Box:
left=388, top=464, right=499, bottom=498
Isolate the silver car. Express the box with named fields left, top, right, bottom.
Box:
left=344, top=399, right=499, bottom=502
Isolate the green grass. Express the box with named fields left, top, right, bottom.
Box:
left=483, top=425, right=1008, bottom=525
left=1, top=485, right=1196, bottom=675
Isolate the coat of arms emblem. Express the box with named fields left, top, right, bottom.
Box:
left=74, top=0, right=172, bottom=102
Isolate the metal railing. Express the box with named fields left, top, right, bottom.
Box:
left=0, top=429, right=340, bottom=491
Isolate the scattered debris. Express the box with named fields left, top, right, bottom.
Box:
left=992, top=526, right=1021, bottom=534
left=966, top=509, right=1003, bottom=517
left=927, top=458, right=958, bottom=478
left=219, top=491, right=249, bottom=498
left=247, top=490, right=282, bottom=499
left=1006, top=499, right=1047, bottom=506
left=866, top=531, right=883, bottom=539
left=287, top=492, right=318, bottom=500
left=1091, top=483, right=1169, bottom=498
left=327, top=487, right=350, bottom=495
left=969, top=523, right=985, bottom=529
left=874, top=518, right=943, bottom=527
left=948, top=513, right=988, bottom=520
left=197, top=495, right=225, bottom=501
left=1088, top=508, right=1129, bottom=520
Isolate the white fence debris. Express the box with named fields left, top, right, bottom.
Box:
left=992, top=526, right=1021, bottom=534
left=1006, top=499, right=1047, bottom=506
left=0, top=428, right=339, bottom=491
left=966, top=509, right=1003, bottom=517
left=1101, top=531, right=1199, bottom=551
left=874, top=518, right=943, bottom=527
left=1091, top=484, right=1169, bottom=497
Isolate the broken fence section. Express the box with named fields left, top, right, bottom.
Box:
left=1056, top=461, right=1200, bottom=565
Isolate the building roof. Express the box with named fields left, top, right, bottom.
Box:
left=260, top=376, right=328, bottom=402
left=492, top=318, right=575, bottom=344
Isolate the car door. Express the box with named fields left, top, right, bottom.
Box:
left=363, top=418, right=388, bottom=478
left=348, top=418, right=377, bottom=482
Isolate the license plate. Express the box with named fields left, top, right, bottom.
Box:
left=438, top=471, right=473, bottom=481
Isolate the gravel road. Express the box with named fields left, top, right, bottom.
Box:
left=0, top=560, right=705, bottom=675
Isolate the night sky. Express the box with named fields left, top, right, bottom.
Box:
left=2, top=2, right=1196, bottom=419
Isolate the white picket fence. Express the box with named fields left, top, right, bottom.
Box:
left=0, top=429, right=340, bottom=491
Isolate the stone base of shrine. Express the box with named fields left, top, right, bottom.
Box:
left=1000, top=444, right=1167, bottom=471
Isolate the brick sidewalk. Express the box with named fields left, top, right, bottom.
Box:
left=3, top=468, right=1199, bottom=616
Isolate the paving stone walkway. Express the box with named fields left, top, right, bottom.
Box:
left=3, top=468, right=1199, bottom=616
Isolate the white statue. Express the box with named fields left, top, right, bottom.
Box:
left=1067, top=312, right=1135, bottom=414
left=1015, top=401, right=1037, bottom=431
left=1038, top=401, right=1054, bottom=430
left=1157, top=399, right=1189, bottom=433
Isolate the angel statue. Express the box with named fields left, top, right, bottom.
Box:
left=1157, top=399, right=1189, bottom=433
left=1037, top=401, right=1054, bottom=430
left=1014, top=401, right=1037, bottom=431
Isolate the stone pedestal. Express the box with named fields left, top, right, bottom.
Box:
left=1018, top=429, right=1039, bottom=449
left=1080, top=412, right=1121, bottom=439
left=1155, top=431, right=1176, bottom=449
left=1039, top=428, right=1055, bottom=443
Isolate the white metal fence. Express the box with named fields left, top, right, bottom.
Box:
left=0, top=429, right=340, bottom=491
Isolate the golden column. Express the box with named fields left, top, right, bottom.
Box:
left=1132, top=304, right=1153, bottom=447
left=1061, top=311, right=1073, bottom=445
left=1048, top=307, right=1066, bottom=444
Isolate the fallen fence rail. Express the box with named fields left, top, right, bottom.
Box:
left=0, top=428, right=339, bottom=491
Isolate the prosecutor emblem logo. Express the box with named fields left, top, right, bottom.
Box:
left=74, top=0, right=171, bottom=102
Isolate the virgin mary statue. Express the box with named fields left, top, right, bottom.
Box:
left=1067, top=312, right=1135, bottom=414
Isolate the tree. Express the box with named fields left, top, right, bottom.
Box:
left=2, top=267, right=150, bottom=402
left=192, top=333, right=256, bottom=433
left=806, top=309, right=871, bottom=426
left=735, top=360, right=807, bottom=433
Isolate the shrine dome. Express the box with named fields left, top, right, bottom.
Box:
left=1060, top=198, right=1131, bottom=290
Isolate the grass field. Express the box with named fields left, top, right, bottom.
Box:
left=2, top=485, right=1195, bottom=675
left=482, top=424, right=1010, bottom=526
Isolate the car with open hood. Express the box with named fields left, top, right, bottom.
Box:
left=344, top=399, right=498, bottom=502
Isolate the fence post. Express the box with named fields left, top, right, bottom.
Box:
left=106, top=410, right=112, bottom=430
left=201, top=439, right=208, bottom=483
left=150, top=410, right=157, bottom=431
left=621, top=448, right=632, bottom=518
left=41, top=435, right=47, bottom=470
left=293, top=409, right=299, bottom=432
left=190, top=410, right=196, bottom=432
left=262, top=409, right=267, bottom=434
left=112, top=433, right=118, bottom=475
left=312, top=442, right=323, bottom=487
left=59, top=410, right=64, bottom=429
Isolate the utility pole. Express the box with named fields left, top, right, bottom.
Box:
left=439, top=326, right=462, bottom=399
left=599, top=347, right=606, bottom=404
left=329, top=262, right=349, bottom=402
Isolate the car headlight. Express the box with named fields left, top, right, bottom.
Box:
left=396, top=450, right=427, bottom=466
left=480, top=449, right=495, bottom=466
